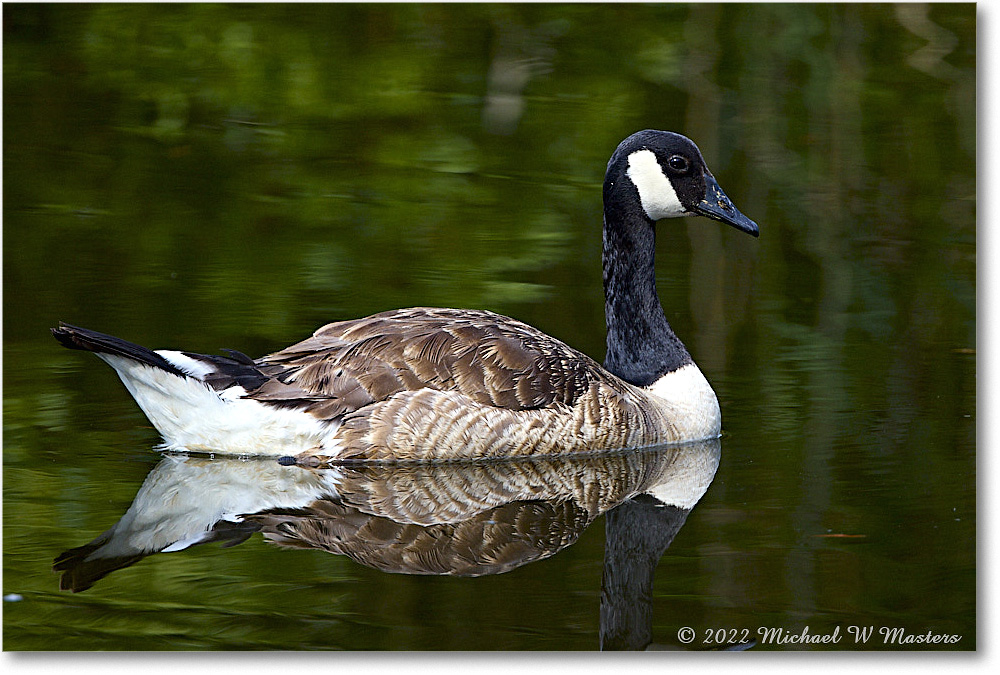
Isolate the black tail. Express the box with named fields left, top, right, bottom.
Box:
left=51, top=323, right=188, bottom=376
left=52, top=322, right=271, bottom=392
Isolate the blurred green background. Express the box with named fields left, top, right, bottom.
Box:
left=4, top=3, right=975, bottom=650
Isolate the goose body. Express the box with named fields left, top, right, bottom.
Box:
left=52, top=130, right=757, bottom=461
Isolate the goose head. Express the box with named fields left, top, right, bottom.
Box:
left=601, top=130, right=758, bottom=388
left=604, top=129, right=758, bottom=236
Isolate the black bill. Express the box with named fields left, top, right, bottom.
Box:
left=692, top=173, right=759, bottom=237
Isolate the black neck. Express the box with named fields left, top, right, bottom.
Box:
left=602, top=182, right=692, bottom=386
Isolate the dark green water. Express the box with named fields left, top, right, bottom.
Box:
left=3, top=3, right=975, bottom=650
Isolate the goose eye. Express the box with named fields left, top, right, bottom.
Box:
left=667, top=155, right=690, bottom=174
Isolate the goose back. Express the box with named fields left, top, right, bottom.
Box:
left=250, top=307, right=682, bottom=460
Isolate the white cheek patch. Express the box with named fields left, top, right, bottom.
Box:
left=626, top=149, right=687, bottom=221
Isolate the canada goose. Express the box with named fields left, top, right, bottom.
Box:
left=52, top=130, right=757, bottom=461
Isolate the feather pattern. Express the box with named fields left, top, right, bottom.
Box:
left=249, top=307, right=683, bottom=460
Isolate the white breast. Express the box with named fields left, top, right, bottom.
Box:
left=643, top=362, right=722, bottom=441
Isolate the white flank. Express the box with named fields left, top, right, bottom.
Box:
left=97, top=354, right=336, bottom=456
left=626, top=149, right=686, bottom=221
left=643, top=362, right=722, bottom=441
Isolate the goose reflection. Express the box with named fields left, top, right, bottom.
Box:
left=54, top=439, right=720, bottom=649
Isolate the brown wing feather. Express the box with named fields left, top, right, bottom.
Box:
left=252, top=307, right=619, bottom=419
